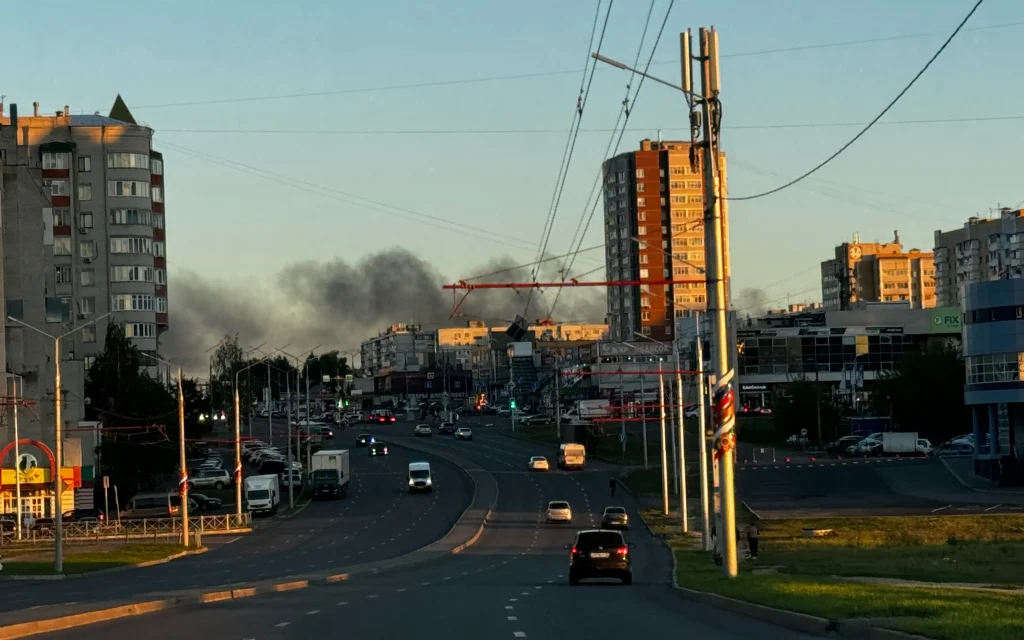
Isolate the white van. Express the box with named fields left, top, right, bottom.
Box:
left=408, top=461, right=433, bottom=493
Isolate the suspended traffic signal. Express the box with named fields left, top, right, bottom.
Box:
left=510, top=398, right=517, bottom=410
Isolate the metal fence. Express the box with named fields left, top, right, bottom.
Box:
left=0, top=513, right=252, bottom=547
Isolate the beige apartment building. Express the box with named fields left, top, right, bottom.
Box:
left=821, top=231, right=935, bottom=310
left=603, top=139, right=729, bottom=343
left=933, top=208, right=1024, bottom=307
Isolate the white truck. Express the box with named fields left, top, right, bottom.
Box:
left=244, top=474, right=280, bottom=516
left=557, top=442, right=587, bottom=470
left=882, top=432, right=918, bottom=456
left=561, top=399, right=611, bottom=424
left=311, top=449, right=350, bottom=499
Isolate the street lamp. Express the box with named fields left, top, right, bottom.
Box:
left=140, top=352, right=192, bottom=548
left=7, top=312, right=111, bottom=572
left=8, top=373, right=26, bottom=540
left=234, top=356, right=272, bottom=518
left=277, top=346, right=320, bottom=512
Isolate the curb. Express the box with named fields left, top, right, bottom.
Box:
left=638, top=511, right=934, bottom=640
left=4, top=547, right=210, bottom=582
left=0, top=437, right=499, bottom=638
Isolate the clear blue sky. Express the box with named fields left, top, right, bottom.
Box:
left=6, top=0, right=1022, bottom=311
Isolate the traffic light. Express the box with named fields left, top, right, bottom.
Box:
left=337, top=400, right=343, bottom=408
left=510, top=398, right=517, bottom=410
left=344, top=399, right=350, bottom=407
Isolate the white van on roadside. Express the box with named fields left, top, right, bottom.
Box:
left=408, top=461, right=433, bottom=493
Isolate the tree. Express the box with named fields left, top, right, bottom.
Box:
left=871, top=341, right=967, bottom=443
left=771, top=378, right=841, bottom=445
left=210, top=334, right=245, bottom=411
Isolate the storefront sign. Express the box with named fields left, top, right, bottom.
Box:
left=866, top=326, right=903, bottom=334
left=930, top=307, right=962, bottom=333
left=597, top=342, right=672, bottom=357
left=740, top=384, right=768, bottom=392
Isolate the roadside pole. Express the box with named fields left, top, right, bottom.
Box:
left=178, top=368, right=190, bottom=547
left=12, top=377, right=23, bottom=540
left=266, top=362, right=273, bottom=447
left=286, top=373, right=294, bottom=511
left=659, top=362, right=669, bottom=515
left=640, top=372, right=649, bottom=470
left=619, top=367, right=626, bottom=459
left=554, top=366, right=562, bottom=441
left=696, top=315, right=712, bottom=551
left=233, top=385, right=242, bottom=518
left=676, top=352, right=688, bottom=533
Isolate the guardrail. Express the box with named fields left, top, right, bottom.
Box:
left=0, top=513, right=252, bottom=547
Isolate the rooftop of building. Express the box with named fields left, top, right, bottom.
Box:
left=0, top=95, right=146, bottom=129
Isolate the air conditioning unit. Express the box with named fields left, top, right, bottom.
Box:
left=83, top=257, right=93, bottom=264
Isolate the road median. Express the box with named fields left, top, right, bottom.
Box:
left=640, top=510, right=1024, bottom=640
left=0, top=434, right=499, bottom=638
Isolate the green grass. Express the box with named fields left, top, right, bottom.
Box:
left=622, top=469, right=667, bottom=495
left=639, top=511, right=1024, bottom=640
left=3, top=543, right=187, bottom=576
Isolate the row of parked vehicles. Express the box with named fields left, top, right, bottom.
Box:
left=820, top=431, right=975, bottom=458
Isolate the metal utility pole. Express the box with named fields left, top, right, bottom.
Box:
left=676, top=352, right=688, bottom=533
left=658, top=362, right=669, bottom=515
left=233, top=384, right=243, bottom=518
left=619, top=367, right=626, bottom=459
left=689, top=26, right=738, bottom=576
left=554, top=365, right=562, bottom=441
left=12, top=376, right=23, bottom=540
left=267, top=361, right=273, bottom=446
left=696, top=315, right=712, bottom=551
left=177, top=368, right=190, bottom=547
left=640, top=372, right=648, bottom=470
left=285, top=372, right=294, bottom=510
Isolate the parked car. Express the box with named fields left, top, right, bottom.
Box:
left=190, top=493, right=223, bottom=511
left=828, top=435, right=864, bottom=455
left=938, top=442, right=975, bottom=457
left=189, top=468, right=231, bottom=490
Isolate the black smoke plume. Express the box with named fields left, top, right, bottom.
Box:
left=160, top=248, right=605, bottom=366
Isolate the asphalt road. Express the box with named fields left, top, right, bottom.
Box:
left=0, top=428, right=472, bottom=614
left=39, top=416, right=812, bottom=639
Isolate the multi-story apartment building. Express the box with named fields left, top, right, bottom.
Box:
left=821, top=232, right=935, bottom=310
left=603, top=139, right=729, bottom=343
left=359, top=323, right=435, bottom=377
left=933, top=208, right=1024, bottom=307
left=0, top=98, right=169, bottom=504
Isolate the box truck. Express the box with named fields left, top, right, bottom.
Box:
left=882, top=432, right=918, bottom=455
left=245, top=474, right=280, bottom=516
left=561, top=399, right=610, bottom=423
left=311, top=449, right=350, bottom=499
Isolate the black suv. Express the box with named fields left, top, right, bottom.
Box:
left=566, top=529, right=633, bottom=585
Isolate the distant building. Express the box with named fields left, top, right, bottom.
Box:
left=359, top=323, right=434, bottom=377
left=821, top=231, right=935, bottom=310
left=933, top=208, right=1024, bottom=308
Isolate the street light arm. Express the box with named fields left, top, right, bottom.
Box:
left=591, top=52, right=703, bottom=101
left=58, top=312, right=114, bottom=340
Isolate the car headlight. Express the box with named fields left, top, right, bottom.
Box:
left=408, top=479, right=416, bottom=486
left=425, top=478, right=432, bottom=485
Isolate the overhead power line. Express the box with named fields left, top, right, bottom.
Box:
left=129, top=19, right=1023, bottom=110
left=727, top=0, right=987, bottom=202
left=156, top=114, right=1024, bottom=135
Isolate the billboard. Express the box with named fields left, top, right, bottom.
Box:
left=930, top=307, right=962, bottom=334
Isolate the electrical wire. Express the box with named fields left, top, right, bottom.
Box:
left=157, top=114, right=1024, bottom=135
left=526, top=0, right=613, bottom=317
left=726, top=0, right=987, bottom=202
left=464, top=244, right=604, bottom=281
left=552, top=0, right=675, bottom=318
left=124, top=19, right=1023, bottom=110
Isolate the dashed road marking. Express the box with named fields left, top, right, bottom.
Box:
left=275, top=622, right=290, bottom=628
left=368, top=594, right=379, bottom=599
left=306, top=610, right=320, bottom=615
left=505, top=605, right=514, bottom=610
left=514, top=633, right=527, bottom=638
left=397, top=588, right=407, bottom=592
left=508, top=616, right=518, bottom=621
left=337, top=601, right=348, bottom=606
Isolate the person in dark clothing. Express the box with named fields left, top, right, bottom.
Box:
left=746, top=520, right=761, bottom=560
left=609, top=478, right=616, bottom=496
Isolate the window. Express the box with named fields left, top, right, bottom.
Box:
left=693, top=295, right=706, bottom=303
left=689, top=237, right=704, bottom=246
left=640, top=327, right=652, bottom=336
left=636, top=183, right=645, bottom=193
left=109, top=208, right=152, bottom=225
left=155, top=268, right=167, bottom=285
left=83, top=355, right=96, bottom=372
left=78, top=212, right=93, bottom=231
left=42, top=152, right=69, bottom=170
left=77, top=184, right=92, bottom=201
left=640, top=297, right=651, bottom=308
left=636, top=169, right=645, bottom=178
left=111, top=294, right=154, bottom=311
left=665, top=325, right=672, bottom=335
left=107, top=152, right=150, bottom=169
left=107, top=181, right=150, bottom=197
left=151, top=158, right=163, bottom=175
left=124, top=323, right=157, bottom=339
left=152, top=186, right=163, bottom=203
left=152, top=241, right=165, bottom=257
left=156, top=297, right=168, bottom=313
left=110, top=266, right=153, bottom=282
left=79, top=297, right=95, bottom=316
left=52, top=208, right=71, bottom=227
left=636, top=197, right=645, bottom=207
left=78, top=156, right=92, bottom=172
left=81, top=269, right=95, bottom=287
left=670, top=166, right=688, bottom=175
left=110, top=237, right=152, bottom=254
left=671, top=195, right=686, bottom=204
left=80, top=240, right=96, bottom=258
left=639, top=254, right=649, bottom=264
left=641, top=311, right=651, bottom=321
left=687, top=195, right=703, bottom=203
left=153, top=214, right=164, bottom=229
left=639, top=269, right=649, bottom=279
left=637, top=226, right=647, bottom=235
left=82, top=325, right=96, bottom=343
left=44, top=297, right=64, bottom=323
left=54, top=237, right=72, bottom=256
left=687, top=180, right=702, bottom=189
left=44, top=179, right=69, bottom=196
left=673, top=266, right=690, bottom=275
left=55, top=265, right=73, bottom=284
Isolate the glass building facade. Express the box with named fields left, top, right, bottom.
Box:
left=737, top=330, right=918, bottom=376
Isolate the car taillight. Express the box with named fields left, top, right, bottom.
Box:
left=617, top=546, right=629, bottom=555
left=571, top=546, right=580, bottom=555
left=390, top=417, right=396, bottom=422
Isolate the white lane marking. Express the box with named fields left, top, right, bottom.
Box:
left=931, top=504, right=952, bottom=513
left=505, top=605, right=514, bottom=610
left=521, top=591, right=530, bottom=596
left=397, top=588, right=407, bottom=592
left=276, top=622, right=291, bottom=628
left=421, top=581, right=431, bottom=586
left=534, top=586, right=542, bottom=590
left=514, top=633, right=527, bottom=638
left=368, top=594, right=379, bottom=599
left=546, top=580, right=553, bottom=584
left=508, top=616, right=518, bottom=621
left=985, top=504, right=1003, bottom=512
left=306, top=610, right=320, bottom=615
left=337, top=601, right=348, bottom=606
left=509, top=598, right=517, bottom=602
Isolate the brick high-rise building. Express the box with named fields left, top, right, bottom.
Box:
left=821, top=231, right=936, bottom=310
left=933, top=208, right=1024, bottom=308
left=603, top=139, right=728, bottom=342
left=1, top=97, right=169, bottom=503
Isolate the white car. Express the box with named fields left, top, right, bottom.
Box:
left=414, top=424, right=433, bottom=437
left=455, top=427, right=473, bottom=441
left=528, top=456, right=550, bottom=472
left=546, top=500, right=572, bottom=523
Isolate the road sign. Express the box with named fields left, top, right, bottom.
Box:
left=619, top=432, right=627, bottom=443
left=102, top=476, right=110, bottom=489
left=800, top=428, right=808, bottom=436
left=426, top=372, right=435, bottom=380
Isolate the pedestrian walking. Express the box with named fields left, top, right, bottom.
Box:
left=745, top=520, right=761, bottom=560
left=609, top=478, right=617, bottom=497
